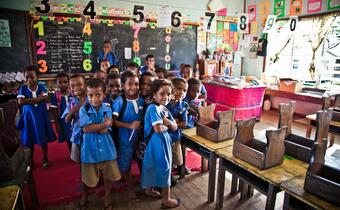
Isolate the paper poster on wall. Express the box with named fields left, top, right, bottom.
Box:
left=217, top=8, right=227, bottom=16
left=307, top=0, right=322, bottom=13
left=328, top=0, right=340, bottom=10
left=230, top=23, right=237, bottom=32
left=274, top=0, right=285, bottom=18
left=0, top=19, right=11, bottom=48
left=250, top=22, right=258, bottom=34
left=263, top=15, right=277, bottom=33
left=259, top=1, right=271, bottom=27
left=237, top=13, right=249, bottom=33
left=290, top=0, right=302, bottom=15
left=248, top=5, right=257, bottom=22
left=157, top=5, right=171, bottom=27
left=124, top=48, right=132, bottom=59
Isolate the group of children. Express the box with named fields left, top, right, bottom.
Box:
left=16, top=60, right=207, bottom=209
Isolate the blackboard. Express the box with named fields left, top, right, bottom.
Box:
left=0, top=9, right=31, bottom=72
left=32, top=19, right=197, bottom=74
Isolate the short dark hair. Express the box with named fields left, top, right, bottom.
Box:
left=171, top=77, right=187, bottom=88
left=86, top=78, right=106, bottom=91
left=103, top=40, right=111, bottom=45
left=56, top=72, right=69, bottom=80
left=121, top=70, right=138, bottom=84
left=140, top=70, right=156, bottom=81
left=107, top=73, right=120, bottom=83
left=146, top=54, right=154, bottom=61
left=70, top=74, right=85, bottom=83
left=127, top=62, right=140, bottom=69
left=187, top=77, right=201, bottom=88
left=155, top=67, right=167, bottom=75
left=150, top=79, right=173, bottom=96
left=24, top=65, right=38, bottom=73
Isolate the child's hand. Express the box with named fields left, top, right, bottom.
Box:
left=98, top=128, right=109, bottom=134
left=130, top=121, right=141, bottom=130
left=71, top=104, right=80, bottom=116
left=104, top=117, right=113, bottom=127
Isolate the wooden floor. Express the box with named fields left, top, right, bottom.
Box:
left=46, top=110, right=339, bottom=210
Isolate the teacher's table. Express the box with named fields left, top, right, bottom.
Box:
left=204, top=82, right=266, bottom=120
left=216, top=146, right=308, bottom=210
left=180, top=128, right=234, bottom=203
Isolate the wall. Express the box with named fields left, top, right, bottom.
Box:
left=243, top=0, right=333, bottom=79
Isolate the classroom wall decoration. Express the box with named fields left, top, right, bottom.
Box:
left=328, top=0, right=340, bottom=10
left=248, top=5, right=257, bottom=22
left=274, top=0, right=285, bottom=18
left=259, top=1, right=271, bottom=28
left=289, top=0, right=303, bottom=16
left=0, top=19, right=11, bottom=48
left=307, top=0, right=323, bottom=13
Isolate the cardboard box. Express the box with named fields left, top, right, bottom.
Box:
left=279, top=78, right=301, bottom=93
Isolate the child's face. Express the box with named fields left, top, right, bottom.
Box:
left=173, top=82, right=188, bottom=101
left=187, top=84, right=200, bottom=101
left=25, top=71, right=37, bottom=87
left=140, top=75, right=154, bottom=97
left=100, top=61, right=110, bottom=73
left=94, top=71, right=107, bottom=83
left=181, top=67, right=192, bottom=81
left=57, top=76, right=69, bottom=92
left=87, top=86, right=105, bottom=108
left=123, top=76, right=139, bottom=98
left=103, top=43, right=111, bottom=53
left=70, top=77, right=86, bottom=97
left=156, top=72, right=165, bottom=79
left=146, top=57, right=155, bottom=68
left=107, top=78, right=121, bottom=98
left=127, top=67, right=139, bottom=75
left=109, top=68, right=119, bottom=74
left=154, top=85, right=172, bottom=106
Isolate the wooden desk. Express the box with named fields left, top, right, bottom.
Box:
left=305, top=114, right=340, bottom=145
left=181, top=127, right=234, bottom=203
left=216, top=146, right=308, bottom=210
left=0, top=185, right=21, bottom=210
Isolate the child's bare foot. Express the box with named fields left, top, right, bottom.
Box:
left=144, top=188, right=161, bottom=199
left=161, top=198, right=180, bottom=209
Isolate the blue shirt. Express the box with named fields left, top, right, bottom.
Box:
left=144, top=104, right=174, bottom=138
left=98, top=51, right=118, bottom=66
left=166, top=100, right=189, bottom=141
left=79, top=103, right=117, bottom=163
left=200, top=84, right=207, bottom=97
left=62, top=97, right=84, bottom=144
left=183, top=96, right=204, bottom=128
left=140, top=66, right=148, bottom=74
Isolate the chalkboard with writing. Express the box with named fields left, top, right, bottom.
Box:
left=0, top=9, right=31, bottom=72
left=32, top=19, right=197, bottom=74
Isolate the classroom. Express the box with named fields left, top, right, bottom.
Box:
left=0, top=0, right=339, bottom=209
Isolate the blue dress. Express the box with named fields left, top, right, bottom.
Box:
left=17, top=84, right=56, bottom=147
left=141, top=104, right=174, bottom=188
left=183, top=96, right=204, bottom=128
left=166, top=100, right=189, bottom=143
left=112, top=95, right=144, bottom=172
left=50, top=91, right=73, bottom=143
left=79, top=103, right=118, bottom=163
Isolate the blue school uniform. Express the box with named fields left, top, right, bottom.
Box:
left=166, top=100, right=189, bottom=142
left=112, top=95, right=144, bottom=172
left=62, top=97, right=84, bottom=145
left=17, top=84, right=56, bottom=147
left=50, top=91, right=73, bottom=142
left=141, top=104, right=174, bottom=188
left=183, top=96, right=204, bottom=128
left=79, top=103, right=117, bottom=163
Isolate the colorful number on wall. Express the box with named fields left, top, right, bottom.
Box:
left=33, top=21, right=45, bottom=36
left=83, top=59, right=92, bottom=71
left=37, top=59, right=48, bottom=73
left=36, top=41, right=46, bottom=55
left=164, top=27, right=172, bottom=70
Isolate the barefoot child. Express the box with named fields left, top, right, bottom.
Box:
left=79, top=78, right=121, bottom=209
left=142, top=79, right=180, bottom=209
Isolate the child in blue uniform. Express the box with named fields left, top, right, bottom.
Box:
left=62, top=74, right=87, bottom=162
left=50, top=73, right=73, bottom=151
left=112, top=70, right=144, bottom=199
left=106, top=73, right=121, bottom=105
left=79, top=78, right=121, bottom=209
left=17, top=65, right=56, bottom=169
left=166, top=78, right=189, bottom=180
left=142, top=79, right=180, bottom=209
left=184, top=78, right=205, bottom=128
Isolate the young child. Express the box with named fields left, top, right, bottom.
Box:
left=99, top=59, right=111, bottom=73
left=166, top=78, right=189, bottom=184
left=180, top=64, right=192, bottom=81
left=108, top=65, right=120, bottom=74
left=50, top=72, right=73, bottom=151
left=106, top=73, right=121, bottom=102
left=139, top=71, right=156, bottom=100
left=155, top=67, right=167, bottom=79
left=141, top=79, right=180, bottom=209
left=192, top=68, right=207, bottom=101
left=17, top=65, right=56, bottom=168
left=112, top=70, right=144, bottom=198
left=184, top=78, right=205, bottom=128
left=62, top=74, right=87, bottom=163
left=98, top=41, right=118, bottom=66
left=140, top=54, right=155, bottom=74
left=79, top=78, right=121, bottom=209
left=93, top=70, right=108, bottom=83
left=127, top=62, right=140, bottom=75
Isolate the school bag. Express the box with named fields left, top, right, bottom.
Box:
left=112, top=94, right=127, bottom=148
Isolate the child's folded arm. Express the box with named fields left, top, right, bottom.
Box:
left=176, top=120, right=187, bottom=129
left=153, top=124, right=168, bottom=133
left=18, top=97, right=38, bottom=105
left=163, top=117, right=177, bottom=131
left=82, top=119, right=112, bottom=133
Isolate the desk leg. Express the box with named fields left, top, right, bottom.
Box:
left=239, top=180, right=247, bottom=200
left=265, top=184, right=278, bottom=210
left=180, top=145, right=186, bottom=179
left=329, top=134, right=335, bottom=147
left=201, top=157, right=207, bottom=172
left=208, top=153, right=217, bottom=203
left=230, top=175, right=238, bottom=195
left=306, top=119, right=312, bottom=138
left=283, top=192, right=290, bottom=210
left=216, top=160, right=225, bottom=209
left=247, top=185, right=254, bottom=198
